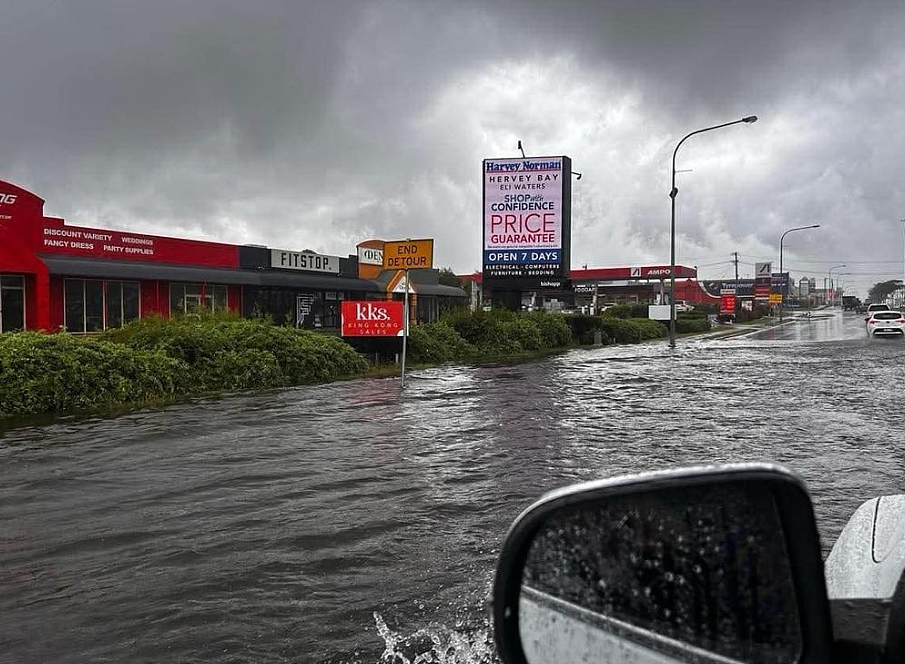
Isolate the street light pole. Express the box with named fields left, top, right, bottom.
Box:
left=828, top=264, right=846, bottom=306
left=669, top=115, right=758, bottom=348
left=900, top=219, right=905, bottom=308
left=778, top=224, right=820, bottom=321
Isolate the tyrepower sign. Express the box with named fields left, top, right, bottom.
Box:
left=483, top=156, right=571, bottom=286
left=341, top=300, right=405, bottom=336
left=383, top=239, right=434, bottom=270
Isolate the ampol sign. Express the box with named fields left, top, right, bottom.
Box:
left=341, top=301, right=405, bottom=337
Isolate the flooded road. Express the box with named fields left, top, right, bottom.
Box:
left=2, top=310, right=904, bottom=663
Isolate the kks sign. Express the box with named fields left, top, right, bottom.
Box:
left=341, top=301, right=406, bottom=337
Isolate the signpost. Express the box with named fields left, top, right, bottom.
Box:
left=383, top=238, right=434, bottom=388
left=754, top=261, right=772, bottom=304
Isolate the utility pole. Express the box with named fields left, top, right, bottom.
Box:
left=732, top=252, right=740, bottom=314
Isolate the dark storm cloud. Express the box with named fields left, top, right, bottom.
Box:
left=2, top=0, right=904, bottom=290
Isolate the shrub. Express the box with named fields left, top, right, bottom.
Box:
left=442, top=309, right=571, bottom=356
left=0, top=332, right=187, bottom=418
left=627, top=318, right=669, bottom=340
left=675, top=318, right=711, bottom=334
left=524, top=311, right=572, bottom=347
left=110, top=316, right=370, bottom=385
left=597, top=317, right=643, bottom=344
left=408, top=322, right=475, bottom=364
left=602, top=304, right=632, bottom=319
left=195, top=349, right=284, bottom=391
left=562, top=314, right=609, bottom=345
left=500, top=317, right=543, bottom=351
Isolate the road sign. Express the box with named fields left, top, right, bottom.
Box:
left=383, top=239, right=434, bottom=270
left=755, top=262, right=772, bottom=277
left=768, top=293, right=783, bottom=305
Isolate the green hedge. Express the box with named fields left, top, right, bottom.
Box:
left=627, top=318, right=669, bottom=340
left=602, top=303, right=650, bottom=319
left=563, top=314, right=668, bottom=344
left=562, top=314, right=610, bottom=345
left=0, top=316, right=371, bottom=419
left=0, top=332, right=188, bottom=418
left=107, top=315, right=370, bottom=385
left=442, top=309, right=571, bottom=356
left=675, top=318, right=711, bottom=334
left=408, top=321, right=476, bottom=364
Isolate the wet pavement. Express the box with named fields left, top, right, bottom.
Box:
left=1, top=308, right=903, bottom=663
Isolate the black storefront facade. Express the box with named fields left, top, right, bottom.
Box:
left=237, top=246, right=384, bottom=329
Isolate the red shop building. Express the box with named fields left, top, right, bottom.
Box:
left=0, top=179, right=394, bottom=333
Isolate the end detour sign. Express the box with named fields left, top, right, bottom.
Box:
left=383, top=239, right=434, bottom=270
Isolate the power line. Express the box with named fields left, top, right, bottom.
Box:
left=742, top=254, right=903, bottom=265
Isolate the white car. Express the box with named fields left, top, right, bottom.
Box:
left=864, top=303, right=890, bottom=321
left=867, top=310, right=905, bottom=337
left=674, top=300, right=693, bottom=313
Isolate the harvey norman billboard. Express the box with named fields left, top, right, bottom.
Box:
left=483, top=156, right=571, bottom=287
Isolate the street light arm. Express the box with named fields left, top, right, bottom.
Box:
left=670, top=118, right=755, bottom=196
left=780, top=225, right=820, bottom=245
left=672, top=119, right=749, bottom=165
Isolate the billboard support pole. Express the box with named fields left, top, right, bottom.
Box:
left=401, top=270, right=409, bottom=389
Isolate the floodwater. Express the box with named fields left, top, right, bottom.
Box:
left=2, top=310, right=903, bottom=663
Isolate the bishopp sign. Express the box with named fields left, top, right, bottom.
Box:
left=341, top=301, right=405, bottom=337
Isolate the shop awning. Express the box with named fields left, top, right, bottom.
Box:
left=255, top=270, right=380, bottom=292
left=411, top=283, right=468, bottom=297
left=39, top=256, right=381, bottom=292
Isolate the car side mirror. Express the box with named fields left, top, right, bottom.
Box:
left=493, top=464, right=833, bottom=664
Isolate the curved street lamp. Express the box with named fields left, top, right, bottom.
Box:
left=828, top=264, right=846, bottom=306
left=669, top=115, right=758, bottom=348
left=778, top=224, right=820, bottom=320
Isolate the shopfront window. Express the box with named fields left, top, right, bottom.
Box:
left=0, top=275, right=25, bottom=333
left=323, top=291, right=339, bottom=328
left=169, top=283, right=229, bottom=317
left=65, top=279, right=141, bottom=333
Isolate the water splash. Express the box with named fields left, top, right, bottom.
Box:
left=373, top=612, right=497, bottom=664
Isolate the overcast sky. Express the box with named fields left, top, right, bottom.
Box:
left=3, top=0, right=905, bottom=294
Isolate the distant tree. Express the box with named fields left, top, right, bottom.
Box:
left=867, top=279, right=903, bottom=303
left=438, top=267, right=462, bottom=287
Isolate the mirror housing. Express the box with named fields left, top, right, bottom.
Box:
left=826, top=495, right=905, bottom=663
left=493, top=464, right=833, bottom=664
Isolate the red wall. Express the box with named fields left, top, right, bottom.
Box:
left=228, top=285, right=242, bottom=314
left=1, top=178, right=247, bottom=331
left=140, top=280, right=169, bottom=318
left=38, top=219, right=239, bottom=268
left=675, top=279, right=720, bottom=305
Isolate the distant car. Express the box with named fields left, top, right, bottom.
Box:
left=864, top=303, right=891, bottom=321
left=866, top=310, right=905, bottom=337
left=674, top=300, right=693, bottom=313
